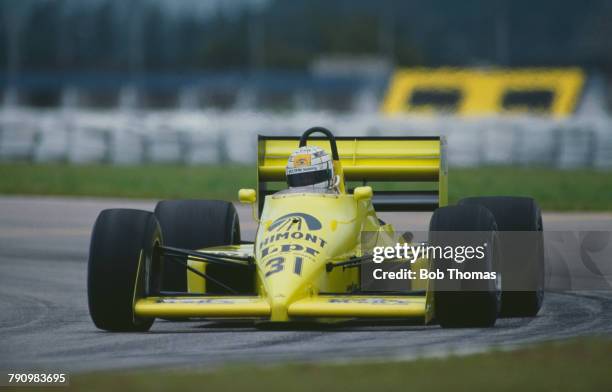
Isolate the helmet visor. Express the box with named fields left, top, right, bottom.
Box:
left=287, top=169, right=332, bottom=188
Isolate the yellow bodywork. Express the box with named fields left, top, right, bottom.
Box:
left=135, top=296, right=271, bottom=318
left=259, top=138, right=442, bottom=181
left=288, top=296, right=427, bottom=318
left=256, top=193, right=383, bottom=321
left=133, top=137, right=445, bottom=324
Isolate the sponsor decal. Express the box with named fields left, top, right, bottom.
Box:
left=160, top=298, right=257, bottom=304
left=267, top=213, right=322, bottom=232
left=259, top=233, right=327, bottom=250
left=293, top=154, right=311, bottom=167
left=327, top=298, right=413, bottom=305
left=258, top=212, right=326, bottom=278
left=261, top=243, right=321, bottom=258
left=286, top=166, right=318, bottom=175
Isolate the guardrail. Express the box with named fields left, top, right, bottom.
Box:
left=0, top=108, right=610, bottom=168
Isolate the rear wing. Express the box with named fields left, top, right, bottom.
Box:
left=257, top=135, right=447, bottom=214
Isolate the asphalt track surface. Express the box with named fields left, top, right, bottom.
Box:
left=1, top=196, right=612, bottom=372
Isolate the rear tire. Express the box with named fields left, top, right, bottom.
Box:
left=154, top=200, right=244, bottom=293
left=458, top=196, right=544, bottom=317
left=88, top=209, right=161, bottom=332
left=429, top=205, right=501, bottom=328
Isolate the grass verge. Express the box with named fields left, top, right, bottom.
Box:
left=0, top=164, right=610, bottom=210
left=11, top=338, right=611, bottom=392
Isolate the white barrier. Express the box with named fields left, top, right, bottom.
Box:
left=0, top=108, right=611, bottom=168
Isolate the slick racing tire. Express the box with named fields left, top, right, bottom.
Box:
left=459, top=196, right=544, bottom=317
left=88, top=209, right=162, bottom=332
left=429, top=205, right=501, bottom=328
left=154, top=200, right=244, bottom=293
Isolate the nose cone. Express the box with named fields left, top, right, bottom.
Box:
left=269, top=293, right=290, bottom=322
left=255, top=194, right=362, bottom=322
left=258, top=230, right=329, bottom=321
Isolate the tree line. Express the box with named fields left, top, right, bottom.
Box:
left=1, top=0, right=611, bottom=73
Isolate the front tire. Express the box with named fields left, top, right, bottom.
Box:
left=429, top=205, right=501, bottom=328
left=87, top=209, right=161, bottom=332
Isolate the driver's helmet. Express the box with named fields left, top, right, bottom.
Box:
left=286, top=146, right=336, bottom=190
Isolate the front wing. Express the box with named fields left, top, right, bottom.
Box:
left=133, top=295, right=427, bottom=320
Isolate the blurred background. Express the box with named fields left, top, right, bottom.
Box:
left=1, top=0, right=611, bottom=168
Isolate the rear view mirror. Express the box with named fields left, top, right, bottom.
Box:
left=238, top=188, right=257, bottom=204
left=353, top=186, right=373, bottom=202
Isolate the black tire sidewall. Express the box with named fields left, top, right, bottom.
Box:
left=87, top=209, right=161, bottom=332
left=429, top=205, right=501, bottom=327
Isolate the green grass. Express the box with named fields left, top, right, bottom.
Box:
left=14, top=338, right=611, bottom=392
left=0, top=163, right=256, bottom=200
left=0, top=163, right=610, bottom=210
left=448, top=167, right=612, bottom=211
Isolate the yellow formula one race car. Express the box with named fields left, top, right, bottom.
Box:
left=87, top=127, right=544, bottom=331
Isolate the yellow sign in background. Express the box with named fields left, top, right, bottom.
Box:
left=382, top=68, right=584, bottom=117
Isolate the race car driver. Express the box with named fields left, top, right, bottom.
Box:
left=278, top=145, right=339, bottom=194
